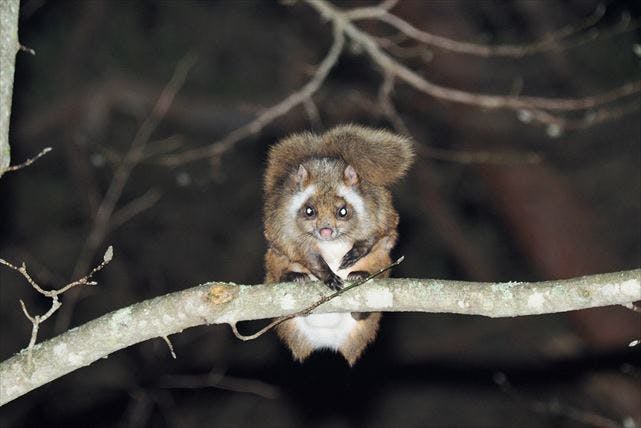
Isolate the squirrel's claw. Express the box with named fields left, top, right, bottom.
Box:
left=324, top=273, right=343, bottom=291
left=347, top=270, right=370, bottom=281
left=339, top=249, right=360, bottom=270
left=280, top=271, right=309, bottom=283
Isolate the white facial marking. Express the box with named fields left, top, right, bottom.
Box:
left=289, top=184, right=316, bottom=216
left=338, top=184, right=365, bottom=217
left=294, top=313, right=357, bottom=350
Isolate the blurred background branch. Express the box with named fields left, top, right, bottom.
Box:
left=1, top=0, right=639, bottom=426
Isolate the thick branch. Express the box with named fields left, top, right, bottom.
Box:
left=1, top=269, right=639, bottom=405
left=0, top=0, right=20, bottom=177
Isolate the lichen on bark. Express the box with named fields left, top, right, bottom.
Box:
left=0, top=0, right=20, bottom=176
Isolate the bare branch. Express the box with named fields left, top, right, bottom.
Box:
left=303, top=98, right=323, bottom=130
left=17, top=44, right=35, bottom=55
left=4, top=147, right=52, bottom=173
left=519, top=99, right=641, bottom=131
left=55, top=54, right=196, bottom=332
left=1, top=268, right=638, bottom=405
left=146, top=1, right=639, bottom=168
left=376, top=73, right=543, bottom=165
left=419, top=146, right=543, bottom=165
left=495, top=372, right=626, bottom=428
left=347, top=3, right=616, bottom=58
left=111, top=188, right=162, bottom=229
left=1, top=247, right=112, bottom=370
left=159, top=19, right=345, bottom=166
left=161, top=335, right=176, bottom=359
left=232, top=257, right=404, bottom=341
left=377, top=72, right=412, bottom=136
left=305, top=0, right=640, bottom=126
left=81, top=53, right=196, bottom=259
left=160, top=372, right=281, bottom=400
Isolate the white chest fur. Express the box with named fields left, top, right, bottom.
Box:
left=296, top=239, right=355, bottom=351
left=294, top=313, right=357, bottom=350
left=317, top=239, right=352, bottom=279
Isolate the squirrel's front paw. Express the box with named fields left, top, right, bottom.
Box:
left=339, top=248, right=361, bottom=270
left=324, top=273, right=343, bottom=291
left=280, top=271, right=309, bottom=283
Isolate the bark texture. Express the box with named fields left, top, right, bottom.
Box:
left=1, top=269, right=639, bottom=405
left=0, top=0, right=19, bottom=176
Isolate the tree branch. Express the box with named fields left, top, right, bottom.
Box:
left=1, top=269, right=639, bottom=405
left=306, top=0, right=641, bottom=122
left=0, top=0, right=20, bottom=177
left=3, top=147, right=52, bottom=173
left=54, top=54, right=196, bottom=333
left=0, top=247, right=113, bottom=370
left=347, top=3, right=632, bottom=58
left=159, top=19, right=345, bottom=166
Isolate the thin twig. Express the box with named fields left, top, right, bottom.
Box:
left=377, top=72, right=412, bottom=136
left=420, top=146, right=543, bottom=165
left=158, top=20, right=345, bottom=166
left=494, top=373, right=625, bottom=428
left=81, top=53, right=197, bottom=263
left=55, top=53, right=197, bottom=333
left=1, top=247, right=112, bottom=369
left=152, top=1, right=638, bottom=168
left=521, top=99, right=641, bottom=131
left=347, top=3, right=614, bottom=58
left=159, top=372, right=281, bottom=399
left=161, top=335, right=176, bottom=359
left=4, top=147, right=52, bottom=172
left=377, top=74, right=540, bottom=165
left=230, top=256, right=405, bottom=341
left=622, top=303, right=641, bottom=313
left=303, top=98, right=323, bottom=130
left=306, top=0, right=641, bottom=125
left=111, top=188, right=162, bottom=229
left=348, top=2, right=640, bottom=59
left=0, top=248, right=111, bottom=298
left=18, top=44, right=36, bottom=56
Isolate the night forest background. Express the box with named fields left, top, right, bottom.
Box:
left=1, top=0, right=640, bottom=427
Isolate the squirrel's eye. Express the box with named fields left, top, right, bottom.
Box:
left=337, top=206, right=348, bottom=218
left=305, top=206, right=315, bottom=217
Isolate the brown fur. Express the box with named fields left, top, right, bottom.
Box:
left=263, top=125, right=413, bottom=365
left=264, top=124, right=414, bottom=194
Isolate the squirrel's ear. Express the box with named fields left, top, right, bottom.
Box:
left=344, top=165, right=359, bottom=186
left=294, top=164, right=308, bottom=185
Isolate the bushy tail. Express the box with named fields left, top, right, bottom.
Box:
left=265, top=124, right=415, bottom=193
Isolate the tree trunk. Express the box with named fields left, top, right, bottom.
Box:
left=0, top=0, right=20, bottom=176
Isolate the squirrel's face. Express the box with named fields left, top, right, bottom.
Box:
left=295, top=190, right=357, bottom=241
left=288, top=161, right=366, bottom=242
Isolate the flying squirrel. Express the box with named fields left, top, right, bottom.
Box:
left=263, top=124, right=414, bottom=365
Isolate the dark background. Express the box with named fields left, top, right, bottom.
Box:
left=1, top=0, right=640, bottom=427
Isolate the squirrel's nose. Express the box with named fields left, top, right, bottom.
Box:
left=319, top=227, right=333, bottom=238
